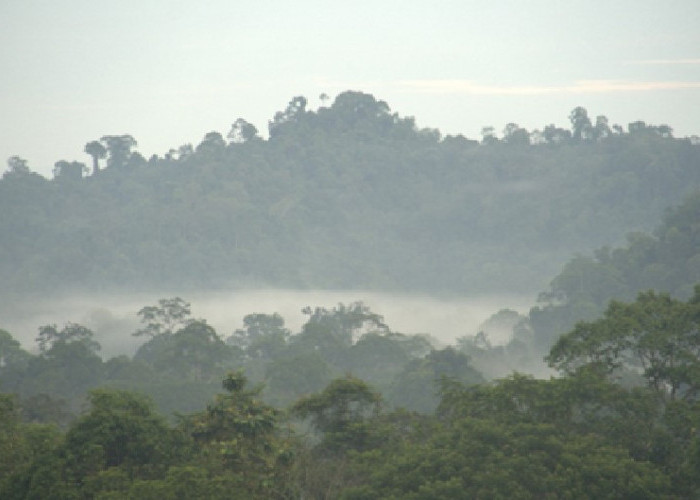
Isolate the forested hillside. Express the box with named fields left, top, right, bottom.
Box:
left=4, top=170, right=700, bottom=498
left=2, top=91, right=698, bottom=295
left=460, top=190, right=700, bottom=378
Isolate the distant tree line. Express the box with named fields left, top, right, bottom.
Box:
left=2, top=91, right=698, bottom=296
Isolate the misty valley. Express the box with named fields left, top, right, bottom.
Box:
left=2, top=91, right=700, bottom=498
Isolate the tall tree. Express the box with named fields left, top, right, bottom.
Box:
left=227, top=119, right=258, bottom=144
left=133, top=297, right=194, bottom=338
left=84, top=140, right=107, bottom=175
left=569, top=106, right=592, bottom=141
left=3, top=156, right=32, bottom=179
left=268, top=96, right=308, bottom=137
left=502, top=123, right=531, bottom=145
left=100, top=135, right=137, bottom=169
left=592, top=115, right=611, bottom=141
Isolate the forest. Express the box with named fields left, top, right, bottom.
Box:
left=2, top=91, right=700, bottom=498
left=1, top=92, right=699, bottom=295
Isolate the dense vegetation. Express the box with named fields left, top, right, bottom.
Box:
left=2, top=92, right=698, bottom=295
left=0, top=298, right=480, bottom=420
left=3, top=191, right=700, bottom=497
left=3, top=91, right=700, bottom=497
left=459, top=190, right=700, bottom=378
left=2, top=286, right=700, bottom=498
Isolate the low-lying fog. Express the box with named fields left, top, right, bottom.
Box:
left=2, top=290, right=535, bottom=357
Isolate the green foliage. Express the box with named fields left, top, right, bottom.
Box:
left=0, top=328, right=32, bottom=376
left=341, top=420, right=671, bottom=499
left=63, top=389, right=178, bottom=475
left=264, top=352, right=334, bottom=407
left=521, top=190, right=700, bottom=362
left=183, top=371, right=296, bottom=497
left=3, top=94, right=699, bottom=296
left=20, top=334, right=105, bottom=410
left=134, top=320, right=236, bottom=382
left=547, top=289, right=700, bottom=400
left=227, top=312, right=290, bottom=360
left=388, top=347, right=484, bottom=413
left=291, top=376, right=381, bottom=451
left=133, top=297, right=194, bottom=338
left=36, top=322, right=100, bottom=354
left=7, top=279, right=700, bottom=497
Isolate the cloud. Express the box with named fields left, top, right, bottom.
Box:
left=396, top=79, right=700, bottom=95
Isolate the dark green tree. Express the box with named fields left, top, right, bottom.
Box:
left=291, top=375, right=381, bottom=451
left=547, top=288, right=700, bottom=400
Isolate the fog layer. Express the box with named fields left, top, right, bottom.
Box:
left=1, top=289, right=534, bottom=357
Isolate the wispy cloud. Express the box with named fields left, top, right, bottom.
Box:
left=624, top=58, right=700, bottom=65
left=396, top=79, right=700, bottom=95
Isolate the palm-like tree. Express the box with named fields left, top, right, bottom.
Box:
left=84, top=140, right=107, bottom=175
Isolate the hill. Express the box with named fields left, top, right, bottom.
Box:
left=2, top=91, right=698, bottom=296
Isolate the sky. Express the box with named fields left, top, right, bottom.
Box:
left=1, top=0, right=699, bottom=178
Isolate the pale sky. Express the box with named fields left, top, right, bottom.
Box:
left=2, top=0, right=699, bottom=178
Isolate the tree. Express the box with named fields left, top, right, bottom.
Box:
left=542, top=124, right=571, bottom=144
left=100, top=134, right=137, bottom=169
left=195, top=131, right=226, bottom=159
left=300, top=302, right=387, bottom=346
left=133, top=297, right=194, bottom=338
left=502, top=123, right=530, bottom=145
left=36, top=323, right=100, bottom=354
left=592, top=115, right=611, bottom=141
left=228, top=118, right=258, bottom=144
left=628, top=121, right=647, bottom=134
left=569, top=106, right=592, bottom=141
left=268, top=95, right=308, bottom=137
left=291, top=376, right=381, bottom=451
left=126, top=151, right=147, bottom=168
left=177, top=143, right=194, bottom=160
left=265, top=352, right=334, bottom=406
left=656, top=124, right=674, bottom=138
left=62, top=389, right=177, bottom=480
left=184, top=371, right=293, bottom=496
left=22, top=324, right=104, bottom=407
left=547, top=289, right=700, bottom=400
left=0, top=394, right=63, bottom=496
left=330, top=91, right=390, bottom=120
left=227, top=313, right=289, bottom=359
left=3, top=156, right=32, bottom=179
left=388, top=347, right=484, bottom=413
left=133, top=320, right=234, bottom=383
left=84, top=140, right=107, bottom=175
left=53, top=160, right=88, bottom=181
left=480, top=126, right=498, bottom=144
left=0, top=328, right=32, bottom=373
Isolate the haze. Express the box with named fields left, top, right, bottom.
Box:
left=2, top=0, right=699, bottom=177
left=0, top=290, right=534, bottom=357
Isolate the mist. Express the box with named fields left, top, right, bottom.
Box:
left=0, top=289, right=534, bottom=358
